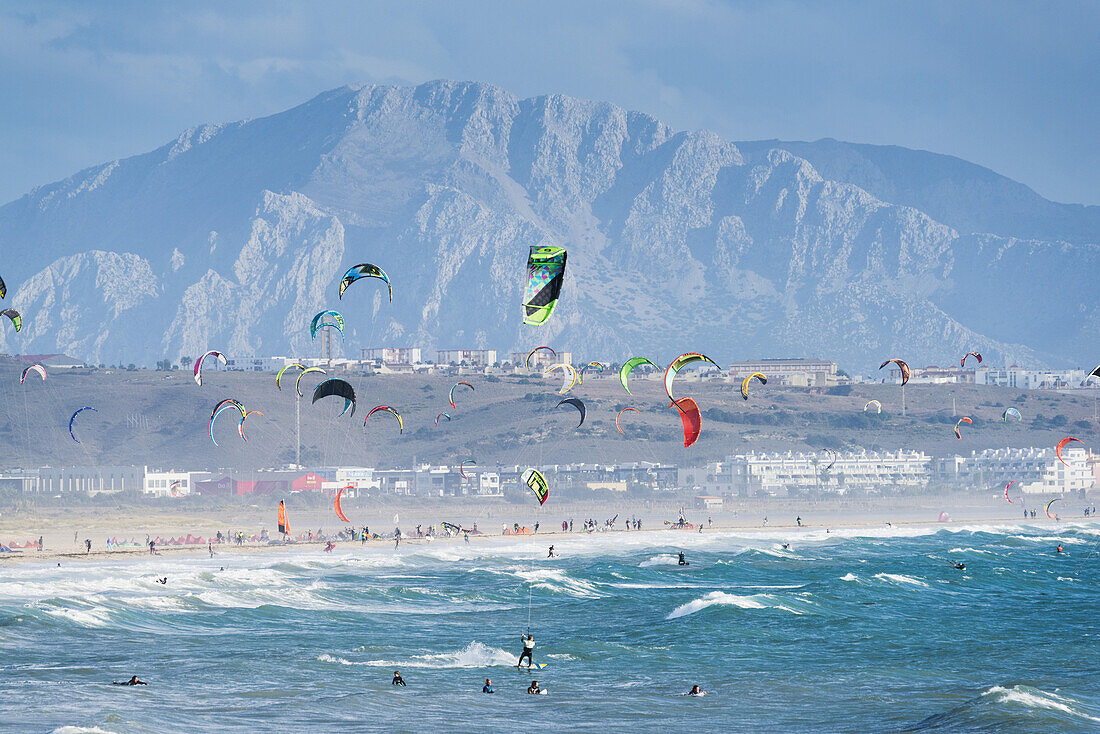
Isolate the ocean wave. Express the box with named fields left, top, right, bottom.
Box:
left=39, top=606, right=113, bottom=628
left=910, top=684, right=1100, bottom=730
left=839, top=573, right=859, bottom=581
left=513, top=568, right=603, bottom=598
left=982, top=685, right=1100, bottom=721
left=364, top=641, right=516, bottom=668
left=948, top=547, right=993, bottom=554
left=640, top=554, right=681, bottom=567
left=873, top=573, right=928, bottom=587
left=665, top=591, right=805, bottom=620
left=51, top=728, right=120, bottom=734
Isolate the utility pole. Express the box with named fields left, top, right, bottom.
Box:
left=296, top=395, right=301, bottom=468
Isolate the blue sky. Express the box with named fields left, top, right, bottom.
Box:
left=2, top=0, right=1097, bottom=205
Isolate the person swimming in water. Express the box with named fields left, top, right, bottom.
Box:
left=953, top=562, right=966, bottom=570
left=516, top=633, right=535, bottom=668
left=482, top=678, right=494, bottom=693
left=527, top=680, right=544, bottom=694
left=113, top=675, right=147, bottom=686
left=687, top=684, right=706, bottom=696
left=392, top=670, right=406, bottom=686
left=1057, top=544, right=1064, bottom=553
left=678, top=550, right=689, bottom=566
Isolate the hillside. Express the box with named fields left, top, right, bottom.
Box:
left=1, top=363, right=1096, bottom=473
left=0, top=81, right=1096, bottom=372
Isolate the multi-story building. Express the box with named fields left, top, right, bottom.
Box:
left=360, top=347, right=423, bottom=366
left=975, top=367, right=1089, bottom=390
left=510, top=351, right=573, bottom=371
left=908, top=366, right=976, bottom=384
left=934, top=447, right=1092, bottom=494
left=727, top=358, right=840, bottom=388
left=224, top=356, right=289, bottom=372
left=437, top=349, right=497, bottom=366
left=142, top=468, right=207, bottom=497
left=726, top=450, right=932, bottom=496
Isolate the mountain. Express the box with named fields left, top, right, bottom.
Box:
left=0, top=80, right=1095, bottom=372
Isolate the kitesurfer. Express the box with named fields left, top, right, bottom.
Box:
left=392, top=671, right=406, bottom=686
left=678, top=551, right=688, bottom=566
left=687, top=685, right=706, bottom=696
left=781, top=543, right=790, bottom=550
left=796, top=516, right=802, bottom=527
left=483, top=678, right=494, bottom=693
left=953, top=562, right=966, bottom=570
left=548, top=545, right=555, bottom=558
left=324, top=541, right=335, bottom=552
left=156, top=577, right=167, bottom=585
left=527, top=680, right=543, bottom=694
left=516, top=633, right=535, bottom=668
left=113, top=676, right=148, bottom=686
left=1057, top=544, right=1064, bottom=554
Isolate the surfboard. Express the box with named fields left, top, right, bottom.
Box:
left=521, top=662, right=548, bottom=670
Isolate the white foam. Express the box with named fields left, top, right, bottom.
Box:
left=318, top=653, right=357, bottom=666
left=640, top=554, right=680, bottom=567
left=365, top=641, right=516, bottom=668
left=839, top=573, right=858, bottom=581
left=40, top=606, right=112, bottom=628
left=665, top=591, right=804, bottom=620
left=52, top=728, right=120, bottom=734
left=948, top=547, right=992, bottom=554
left=873, top=573, right=928, bottom=587
left=982, top=685, right=1100, bottom=722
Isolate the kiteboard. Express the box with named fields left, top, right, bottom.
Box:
left=518, top=663, right=548, bottom=670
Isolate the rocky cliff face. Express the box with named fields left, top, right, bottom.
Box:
left=0, top=81, right=1094, bottom=371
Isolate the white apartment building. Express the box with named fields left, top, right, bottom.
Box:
left=143, top=468, right=201, bottom=497
left=224, top=356, right=290, bottom=372
left=360, top=347, right=423, bottom=365
left=975, top=367, right=1089, bottom=390
left=935, top=447, right=1092, bottom=494
left=727, top=450, right=931, bottom=496
left=727, top=358, right=840, bottom=388
left=437, top=349, right=498, bottom=366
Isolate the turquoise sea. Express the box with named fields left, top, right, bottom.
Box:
left=1, top=522, right=1098, bottom=732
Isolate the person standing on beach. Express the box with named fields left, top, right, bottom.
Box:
left=37, top=536, right=43, bottom=552
left=208, top=542, right=214, bottom=558
left=85, top=539, right=91, bottom=554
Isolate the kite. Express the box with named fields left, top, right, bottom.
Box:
left=879, top=358, right=910, bottom=385
left=525, top=346, right=556, bottom=370
left=823, top=449, right=837, bottom=472
left=339, top=263, right=392, bottom=301
left=310, top=310, right=344, bottom=341
left=545, top=363, right=579, bottom=395
left=1089, top=364, right=1100, bottom=382
left=960, top=352, right=983, bottom=368
left=740, top=372, right=767, bottom=401
left=448, top=381, right=474, bottom=409
left=0, top=274, right=5, bottom=299
left=20, top=364, right=46, bottom=384
left=275, top=363, right=307, bottom=391
left=664, top=353, right=718, bottom=406
left=1055, top=437, right=1083, bottom=468
left=209, top=399, right=246, bottom=446
left=521, top=468, right=550, bottom=505
left=1, top=308, right=22, bottom=332
left=334, top=487, right=351, bottom=524
left=435, top=412, right=452, bottom=426
left=169, top=480, right=184, bottom=498
left=1045, top=498, right=1062, bottom=520
left=954, top=416, right=972, bottom=440
left=671, top=397, right=702, bottom=448
left=616, top=407, right=640, bottom=436
left=581, top=361, right=605, bottom=377
left=556, top=397, right=586, bottom=428
left=295, top=366, right=327, bottom=398
left=278, top=500, right=290, bottom=536
left=522, top=246, right=567, bottom=326
left=365, top=405, right=404, bottom=433
left=312, top=379, right=357, bottom=417
left=460, top=459, right=477, bottom=479
left=238, top=410, right=263, bottom=442
left=68, top=407, right=97, bottom=444
left=619, top=357, right=654, bottom=395
left=1004, top=480, right=1019, bottom=504
left=1001, top=407, right=1022, bottom=422
left=864, top=400, right=882, bottom=413
left=193, top=350, right=227, bottom=386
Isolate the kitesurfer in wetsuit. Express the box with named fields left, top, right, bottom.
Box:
left=156, top=577, right=167, bottom=585
left=527, top=680, right=542, bottom=694
left=548, top=545, right=555, bottom=558
left=953, top=562, right=966, bottom=570
left=516, top=633, right=534, bottom=668
left=113, top=676, right=147, bottom=686
left=392, top=671, right=406, bottom=686
left=483, top=678, right=494, bottom=693
left=678, top=551, right=688, bottom=566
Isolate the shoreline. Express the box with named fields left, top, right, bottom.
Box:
left=0, top=513, right=1082, bottom=567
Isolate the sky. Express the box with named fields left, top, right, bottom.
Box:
left=1, top=0, right=1097, bottom=205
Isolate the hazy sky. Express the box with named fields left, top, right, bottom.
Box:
left=2, top=1, right=1097, bottom=205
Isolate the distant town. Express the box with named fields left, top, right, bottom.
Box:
left=2, top=352, right=1097, bottom=507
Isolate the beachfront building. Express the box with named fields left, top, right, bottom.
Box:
left=224, top=356, right=289, bottom=373
left=727, top=358, right=841, bottom=388
left=975, top=366, right=1089, bottom=390
left=907, top=366, right=976, bottom=384
left=934, top=447, right=1093, bottom=495
left=142, top=468, right=203, bottom=497
left=37, top=465, right=143, bottom=495
left=726, top=450, right=932, bottom=497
